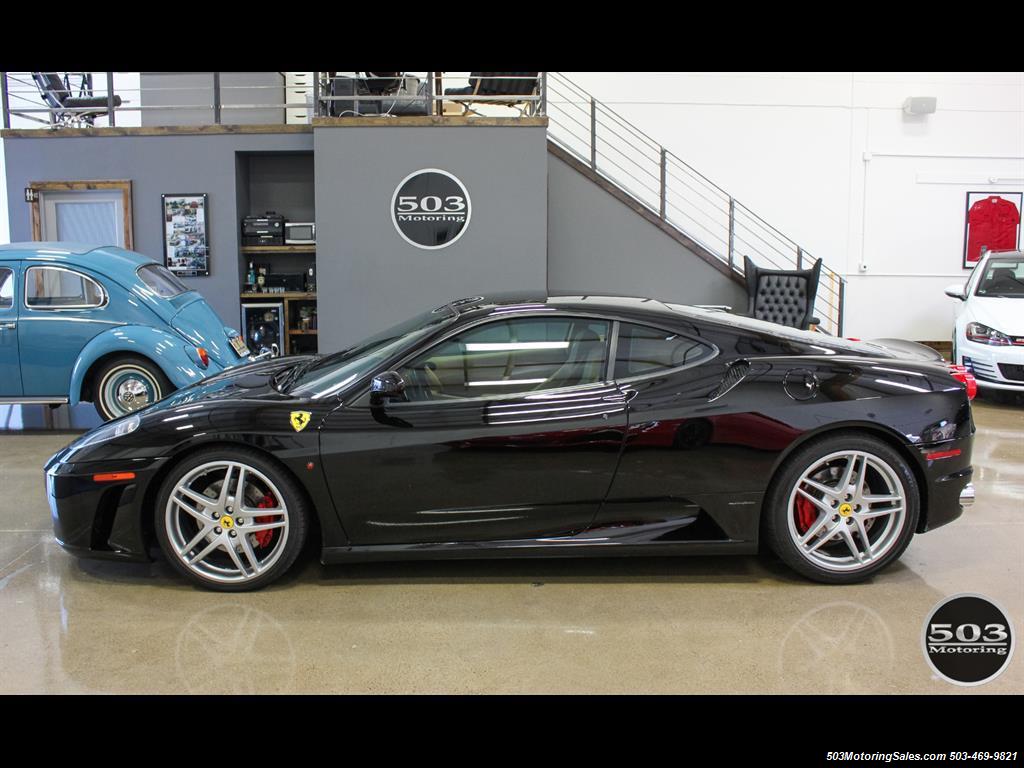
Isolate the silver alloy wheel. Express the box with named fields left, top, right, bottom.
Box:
left=165, top=460, right=290, bottom=584
left=786, top=449, right=907, bottom=573
left=99, top=364, right=160, bottom=416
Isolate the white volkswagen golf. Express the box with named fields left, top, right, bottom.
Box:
left=946, top=250, right=1024, bottom=395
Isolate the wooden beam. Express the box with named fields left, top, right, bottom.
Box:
left=2, top=124, right=315, bottom=139
left=312, top=116, right=548, bottom=128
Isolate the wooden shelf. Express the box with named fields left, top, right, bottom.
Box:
left=240, top=245, right=316, bottom=254
left=289, top=329, right=318, bottom=335
left=240, top=292, right=317, bottom=300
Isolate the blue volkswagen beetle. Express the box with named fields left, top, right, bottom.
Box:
left=0, top=242, right=251, bottom=420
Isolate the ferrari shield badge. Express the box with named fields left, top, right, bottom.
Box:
left=290, top=411, right=312, bottom=432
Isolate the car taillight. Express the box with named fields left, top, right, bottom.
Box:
left=197, top=347, right=209, bottom=367
left=948, top=364, right=977, bottom=400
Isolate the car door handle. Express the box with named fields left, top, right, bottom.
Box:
left=0, top=321, right=15, bottom=330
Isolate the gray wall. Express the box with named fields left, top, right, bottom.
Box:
left=5, top=127, right=745, bottom=362
left=3, top=131, right=314, bottom=327
left=140, top=73, right=285, bottom=127
left=547, top=151, right=748, bottom=311
left=314, top=125, right=549, bottom=352
left=245, top=153, right=315, bottom=222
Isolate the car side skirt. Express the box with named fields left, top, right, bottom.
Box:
left=322, top=539, right=757, bottom=564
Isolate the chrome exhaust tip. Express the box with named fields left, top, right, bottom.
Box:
left=960, top=483, right=976, bottom=508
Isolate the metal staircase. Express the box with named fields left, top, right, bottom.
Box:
left=544, top=72, right=845, bottom=335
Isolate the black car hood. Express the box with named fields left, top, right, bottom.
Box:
left=51, top=356, right=322, bottom=466
left=146, top=355, right=316, bottom=412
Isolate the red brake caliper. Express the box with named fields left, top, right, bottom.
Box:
left=795, top=494, right=816, bottom=534
left=254, top=494, right=277, bottom=548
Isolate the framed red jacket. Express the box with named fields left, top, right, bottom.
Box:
left=965, top=193, right=1021, bottom=266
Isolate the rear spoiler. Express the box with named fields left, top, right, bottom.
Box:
left=866, top=338, right=944, bottom=362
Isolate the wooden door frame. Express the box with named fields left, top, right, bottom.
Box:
left=29, top=180, right=134, bottom=249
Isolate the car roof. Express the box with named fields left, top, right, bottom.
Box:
left=451, top=292, right=742, bottom=332
left=0, top=242, right=157, bottom=272
left=449, top=292, right=873, bottom=353
left=981, top=250, right=1023, bottom=262
left=450, top=292, right=683, bottom=319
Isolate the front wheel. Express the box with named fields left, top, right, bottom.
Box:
left=154, top=447, right=309, bottom=591
left=93, top=355, right=173, bottom=421
left=763, top=434, right=919, bottom=584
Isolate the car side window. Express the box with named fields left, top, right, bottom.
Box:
left=25, top=266, right=105, bottom=309
left=0, top=268, right=12, bottom=309
left=614, top=322, right=714, bottom=379
left=398, top=317, right=610, bottom=401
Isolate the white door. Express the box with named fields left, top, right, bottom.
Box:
left=39, top=190, right=126, bottom=247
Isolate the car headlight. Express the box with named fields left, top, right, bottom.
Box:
left=966, top=322, right=1011, bottom=346
left=72, top=414, right=141, bottom=452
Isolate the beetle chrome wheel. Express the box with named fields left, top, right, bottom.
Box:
left=165, top=460, right=290, bottom=584
left=787, top=450, right=908, bottom=573
left=100, top=365, right=160, bottom=416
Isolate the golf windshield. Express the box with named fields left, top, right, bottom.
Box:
left=975, top=256, right=1024, bottom=298
left=288, top=304, right=458, bottom=399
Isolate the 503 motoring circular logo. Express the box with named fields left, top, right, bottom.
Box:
left=391, top=169, right=471, bottom=250
left=922, top=593, right=1014, bottom=686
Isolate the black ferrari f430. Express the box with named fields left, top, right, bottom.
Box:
left=45, top=295, right=976, bottom=590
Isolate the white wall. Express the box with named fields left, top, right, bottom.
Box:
left=560, top=72, right=1024, bottom=340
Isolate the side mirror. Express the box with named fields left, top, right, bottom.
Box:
left=944, top=283, right=967, bottom=301
left=370, top=371, right=406, bottom=405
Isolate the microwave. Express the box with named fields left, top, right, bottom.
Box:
left=284, top=222, right=315, bottom=245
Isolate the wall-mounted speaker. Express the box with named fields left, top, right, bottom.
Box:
left=903, top=96, right=937, bottom=115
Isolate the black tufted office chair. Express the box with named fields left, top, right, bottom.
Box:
left=32, top=73, right=122, bottom=127
left=742, top=255, right=822, bottom=330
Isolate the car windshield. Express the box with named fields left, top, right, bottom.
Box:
left=137, top=264, right=191, bottom=298
left=287, top=303, right=459, bottom=399
left=975, top=256, right=1024, bottom=298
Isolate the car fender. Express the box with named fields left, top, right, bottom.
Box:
left=68, top=325, right=222, bottom=405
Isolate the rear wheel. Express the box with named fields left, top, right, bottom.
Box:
left=93, top=355, right=173, bottom=421
left=763, top=434, right=919, bottom=584
left=154, top=447, right=309, bottom=591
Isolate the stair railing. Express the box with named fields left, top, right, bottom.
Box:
left=545, top=71, right=845, bottom=336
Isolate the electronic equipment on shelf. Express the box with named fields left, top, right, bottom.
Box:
left=285, top=222, right=316, bottom=245
left=242, top=212, right=285, bottom=246
left=265, top=272, right=305, bottom=292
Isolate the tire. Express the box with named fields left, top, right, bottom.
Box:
left=762, top=433, right=919, bottom=584
left=93, top=355, right=174, bottom=421
left=154, top=447, right=309, bottom=591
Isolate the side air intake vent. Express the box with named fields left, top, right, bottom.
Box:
left=709, top=360, right=750, bottom=401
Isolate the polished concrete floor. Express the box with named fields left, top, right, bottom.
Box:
left=0, top=399, right=1020, bottom=694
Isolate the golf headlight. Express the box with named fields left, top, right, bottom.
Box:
left=966, top=322, right=1011, bottom=346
